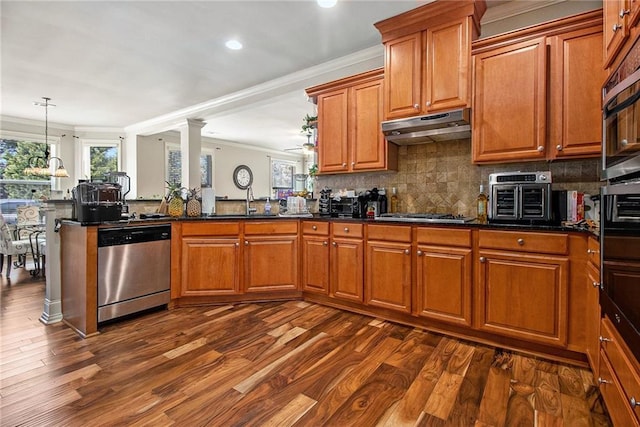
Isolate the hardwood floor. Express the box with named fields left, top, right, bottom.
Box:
left=1, top=268, right=612, bottom=426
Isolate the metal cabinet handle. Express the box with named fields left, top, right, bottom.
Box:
left=537, top=145, right=544, bottom=152
left=479, top=256, right=486, bottom=263
left=592, top=281, right=601, bottom=289
left=598, top=377, right=610, bottom=385
left=312, top=225, right=317, bottom=230
left=417, top=250, right=423, bottom=256
left=344, top=227, right=349, bottom=232
left=599, top=336, right=612, bottom=343
left=587, top=248, right=599, bottom=254
left=517, top=238, right=525, bottom=246
left=332, top=242, right=337, bottom=247
left=613, top=23, right=622, bottom=32
left=426, top=101, right=431, bottom=107
left=235, top=242, right=240, bottom=247
left=404, top=249, right=410, bottom=255
left=342, top=163, right=347, bottom=167
left=244, top=240, right=249, bottom=246
left=622, top=139, right=629, bottom=146
left=323, top=241, right=328, bottom=246
left=631, top=397, right=640, bottom=408
left=413, top=103, right=420, bottom=109
left=556, top=144, right=563, bottom=151
left=351, top=162, right=355, bottom=166
left=620, top=9, right=630, bottom=18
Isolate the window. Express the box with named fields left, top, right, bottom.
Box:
left=0, top=134, right=56, bottom=201
left=80, top=139, right=121, bottom=181
left=165, top=144, right=214, bottom=188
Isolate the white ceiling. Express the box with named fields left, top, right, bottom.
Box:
left=0, top=0, right=593, bottom=153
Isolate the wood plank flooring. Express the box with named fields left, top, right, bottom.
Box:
left=1, top=269, right=612, bottom=426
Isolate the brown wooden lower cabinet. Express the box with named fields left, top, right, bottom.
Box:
left=301, top=221, right=330, bottom=295
left=330, top=222, right=364, bottom=302
left=181, top=237, right=241, bottom=296
left=365, top=227, right=412, bottom=313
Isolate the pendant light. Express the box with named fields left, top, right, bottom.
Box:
left=24, top=97, right=69, bottom=178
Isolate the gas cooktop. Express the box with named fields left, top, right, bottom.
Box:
left=376, top=213, right=475, bottom=224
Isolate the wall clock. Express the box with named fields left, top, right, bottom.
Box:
left=233, top=164, right=253, bottom=189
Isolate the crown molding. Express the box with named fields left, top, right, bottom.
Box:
left=482, top=0, right=567, bottom=24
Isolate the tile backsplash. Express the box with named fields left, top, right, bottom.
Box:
left=315, top=140, right=601, bottom=217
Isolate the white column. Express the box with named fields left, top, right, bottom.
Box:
left=124, top=131, right=139, bottom=198
left=179, top=119, right=206, bottom=190
left=40, top=202, right=63, bottom=324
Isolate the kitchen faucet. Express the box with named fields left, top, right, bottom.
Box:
left=246, top=186, right=257, bottom=215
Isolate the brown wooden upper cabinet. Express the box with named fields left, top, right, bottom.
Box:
left=605, top=0, right=630, bottom=69
left=472, top=10, right=604, bottom=163
left=374, top=0, right=486, bottom=120
left=306, top=69, right=398, bottom=174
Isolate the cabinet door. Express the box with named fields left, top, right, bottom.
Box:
left=586, top=261, right=601, bottom=376
left=473, top=37, right=547, bottom=163
left=416, top=245, right=472, bottom=326
left=424, top=17, right=470, bottom=112
left=181, top=238, right=240, bottom=296
left=350, top=78, right=386, bottom=171
left=476, top=250, right=568, bottom=347
left=365, top=240, right=411, bottom=313
left=244, top=235, right=298, bottom=292
left=317, top=88, right=349, bottom=173
left=383, top=32, right=422, bottom=119
left=604, top=0, right=629, bottom=68
left=302, top=235, right=329, bottom=294
left=331, top=238, right=364, bottom=302
left=549, top=27, right=605, bottom=159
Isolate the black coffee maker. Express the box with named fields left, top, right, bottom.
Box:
left=72, top=182, right=123, bottom=223
left=358, top=188, right=387, bottom=218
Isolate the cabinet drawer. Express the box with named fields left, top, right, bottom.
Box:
left=478, top=230, right=568, bottom=255
left=182, top=221, right=241, bottom=236
left=599, top=350, right=640, bottom=427
left=244, top=221, right=298, bottom=235
left=600, top=316, right=640, bottom=422
left=587, top=237, right=600, bottom=268
left=332, top=222, right=363, bottom=238
left=416, top=227, right=471, bottom=247
left=302, top=221, right=329, bottom=235
left=367, top=224, right=411, bottom=242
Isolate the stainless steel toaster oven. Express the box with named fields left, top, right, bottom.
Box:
left=488, top=171, right=552, bottom=224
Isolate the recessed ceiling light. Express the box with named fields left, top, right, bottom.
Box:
left=317, top=0, right=337, bottom=8
left=225, top=39, right=243, bottom=50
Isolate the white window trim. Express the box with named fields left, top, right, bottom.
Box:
left=165, top=142, right=216, bottom=188
left=79, top=138, right=122, bottom=181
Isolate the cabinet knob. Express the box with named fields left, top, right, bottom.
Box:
left=245, top=240, right=249, bottom=246
left=312, top=225, right=317, bottom=230
left=417, top=250, right=423, bottom=256
left=235, top=242, right=240, bottom=247
left=620, top=8, right=630, bottom=18
left=479, top=256, right=486, bottom=263
left=592, top=281, right=601, bottom=289
left=413, top=103, right=420, bottom=109
left=631, top=397, right=640, bottom=408
left=598, top=377, right=610, bottom=385
left=556, top=144, right=563, bottom=151
left=599, top=336, right=612, bottom=343
left=344, top=227, right=349, bottom=232
left=342, top=163, right=347, bottom=167
left=613, top=23, right=622, bottom=32
left=426, top=101, right=431, bottom=107
left=351, top=162, right=355, bottom=166
left=517, top=238, right=525, bottom=246
left=622, top=139, right=629, bottom=146
left=332, top=242, right=337, bottom=247
left=323, top=241, right=328, bottom=246
left=587, top=248, right=599, bottom=254
left=537, top=145, right=544, bottom=152
left=404, top=249, right=410, bottom=255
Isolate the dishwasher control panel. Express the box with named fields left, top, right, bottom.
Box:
left=98, top=225, right=171, bottom=247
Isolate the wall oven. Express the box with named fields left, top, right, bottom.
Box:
left=601, top=38, right=640, bottom=361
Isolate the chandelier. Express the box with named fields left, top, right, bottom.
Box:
left=23, top=97, right=69, bottom=178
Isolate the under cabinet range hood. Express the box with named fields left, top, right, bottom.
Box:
left=381, top=108, right=471, bottom=145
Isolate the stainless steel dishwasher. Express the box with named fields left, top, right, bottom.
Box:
left=97, top=224, right=171, bottom=322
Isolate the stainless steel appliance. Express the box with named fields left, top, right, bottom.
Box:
left=381, top=108, right=471, bottom=145
left=330, top=197, right=360, bottom=218
left=488, top=171, right=552, bottom=224
left=600, top=39, right=640, bottom=361
left=72, top=182, right=123, bottom=223
left=376, top=213, right=474, bottom=224
left=104, top=171, right=131, bottom=214
left=97, top=225, right=171, bottom=323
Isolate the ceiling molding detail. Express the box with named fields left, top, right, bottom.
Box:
left=482, top=0, right=567, bottom=24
